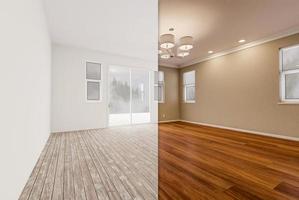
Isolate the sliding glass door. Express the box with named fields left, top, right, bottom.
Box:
left=108, top=66, right=150, bottom=126
left=131, top=69, right=150, bottom=124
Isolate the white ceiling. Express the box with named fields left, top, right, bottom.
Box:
left=43, top=0, right=157, bottom=62
left=159, top=0, right=299, bottom=67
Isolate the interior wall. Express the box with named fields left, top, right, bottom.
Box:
left=180, top=33, right=299, bottom=138
left=158, top=66, right=180, bottom=121
left=51, top=44, right=158, bottom=132
left=0, top=0, right=51, bottom=199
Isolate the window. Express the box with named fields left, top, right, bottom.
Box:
left=183, top=70, right=195, bottom=103
left=154, top=71, right=164, bottom=103
left=280, top=45, right=299, bottom=103
left=86, top=62, right=101, bottom=102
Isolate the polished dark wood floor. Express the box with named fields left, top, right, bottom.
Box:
left=159, top=122, right=299, bottom=200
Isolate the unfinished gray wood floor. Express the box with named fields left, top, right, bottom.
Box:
left=19, top=125, right=158, bottom=200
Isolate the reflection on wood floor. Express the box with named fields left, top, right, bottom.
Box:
left=19, top=125, right=158, bottom=200
left=159, top=121, right=299, bottom=200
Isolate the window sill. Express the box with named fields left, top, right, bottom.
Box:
left=86, top=100, right=102, bottom=103
left=184, top=101, right=196, bottom=104
left=278, top=101, right=299, bottom=105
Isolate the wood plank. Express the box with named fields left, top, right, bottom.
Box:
left=28, top=134, right=57, bottom=199
left=19, top=135, right=53, bottom=200
left=224, top=185, right=263, bottom=200
left=159, top=122, right=299, bottom=200
left=52, top=133, right=65, bottom=200
left=87, top=129, right=157, bottom=199
left=69, top=131, right=87, bottom=200
left=74, top=132, right=99, bottom=200
left=19, top=122, right=299, bottom=200
left=80, top=132, right=122, bottom=200
left=63, top=132, right=75, bottom=200
left=77, top=132, right=109, bottom=200
left=275, top=182, right=299, bottom=199
left=40, top=133, right=62, bottom=199
left=20, top=125, right=157, bottom=200
left=84, top=131, right=133, bottom=200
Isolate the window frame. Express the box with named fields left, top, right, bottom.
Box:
left=183, top=70, right=196, bottom=103
left=279, top=45, right=299, bottom=104
left=85, top=61, right=102, bottom=103
left=154, top=71, right=165, bottom=103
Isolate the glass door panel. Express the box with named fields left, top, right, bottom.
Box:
left=131, top=70, right=150, bottom=124
left=108, top=66, right=131, bottom=126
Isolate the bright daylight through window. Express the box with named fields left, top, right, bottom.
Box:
left=183, top=70, right=195, bottom=103
left=280, top=44, right=299, bottom=102
left=86, top=62, right=101, bottom=101
left=154, top=71, right=165, bottom=103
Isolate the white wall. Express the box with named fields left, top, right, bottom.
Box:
left=51, top=44, right=158, bottom=132
left=0, top=0, right=51, bottom=199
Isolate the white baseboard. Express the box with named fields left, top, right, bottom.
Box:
left=158, top=119, right=180, bottom=123
left=179, top=120, right=299, bottom=142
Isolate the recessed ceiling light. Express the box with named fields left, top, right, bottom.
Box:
left=208, top=51, right=213, bottom=54
left=238, top=39, right=246, bottom=43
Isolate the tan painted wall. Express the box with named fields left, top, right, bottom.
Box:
left=158, top=66, right=180, bottom=121
left=179, top=34, right=299, bottom=138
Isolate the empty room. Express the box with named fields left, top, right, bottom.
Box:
left=1, top=0, right=299, bottom=200
left=158, top=0, right=299, bottom=199
left=1, top=0, right=158, bottom=199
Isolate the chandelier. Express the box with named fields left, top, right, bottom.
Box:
left=159, top=29, right=194, bottom=59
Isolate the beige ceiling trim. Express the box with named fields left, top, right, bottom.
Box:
left=180, top=26, right=299, bottom=68
left=158, top=61, right=179, bottom=68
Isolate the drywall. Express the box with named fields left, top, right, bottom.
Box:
left=51, top=44, right=158, bottom=132
left=158, top=66, right=180, bottom=121
left=180, top=33, right=299, bottom=138
left=0, top=0, right=51, bottom=199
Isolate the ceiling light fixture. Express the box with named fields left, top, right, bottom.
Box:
left=208, top=51, right=213, bottom=54
left=177, top=49, right=190, bottom=57
left=238, top=39, right=246, bottom=43
left=159, top=29, right=194, bottom=59
left=160, top=34, right=175, bottom=49
left=160, top=53, right=171, bottom=59
left=179, top=36, right=194, bottom=51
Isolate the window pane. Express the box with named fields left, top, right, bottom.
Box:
left=109, top=66, right=130, bottom=126
left=154, top=71, right=159, bottom=85
left=158, top=85, right=163, bottom=102
left=154, top=86, right=159, bottom=101
left=159, top=71, right=164, bottom=83
left=86, top=62, right=101, bottom=80
left=131, top=70, right=149, bottom=113
left=87, top=81, right=100, bottom=100
left=109, top=66, right=130, bottom=113
left=183, top=70, right=195, bottom=85
left=186, top=86, right=195, bottom=101
left=154, top=71, right=164, bottom=84
left=282, top=45, right=299, bottom=71
left=285, top=73, right=299, bottom=99
left=131, top=70, right=150, bottom=124
left=154, top=85, right=163, bottom=102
